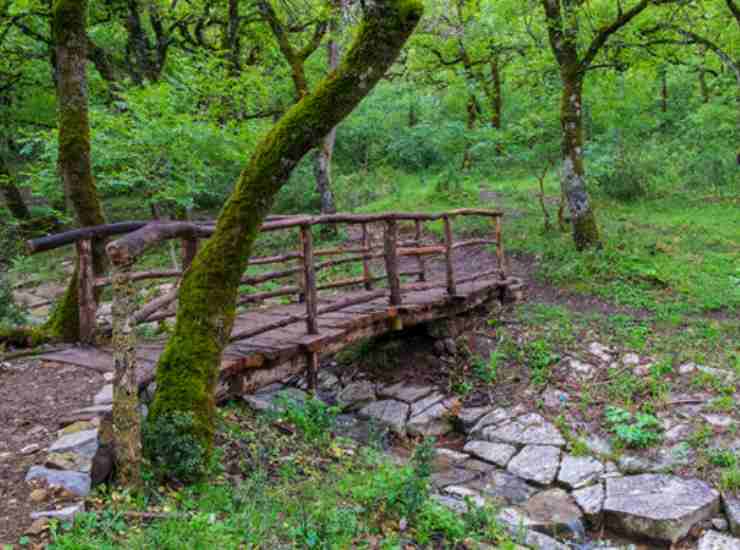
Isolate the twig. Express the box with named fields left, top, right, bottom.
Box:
left=1, top=346, right=67, bottom=362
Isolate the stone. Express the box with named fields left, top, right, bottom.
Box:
left=46, top=452, right=93, bottom=473
left=723, top=494, right=740, bottom=536
left=407, top=399, right=456, bottom=437
left=567, top=358, right=596, bottom=379
left=558, top=454, right=604, bottom=489
left=588, top=342, right=614, bottom=362
left=698, top=366, right=735, bottom=384
left=664, top=423, right=693, bottom=443
left=482, top=413, right=566, bottom=447
left=337, top=381, right=376, bottom=411
left=317, top=371, right=339, bottom=390
left=633, top=365, right=650, bottom=377
left=520, top=531, right=570, bottom=550
left=30, top=502, right=85, bottom=523
left=679, top=362, right=698, bottom=375
left=68, top=404, right=113, bottom=418
left=622, top=353, right=640, bottom=366
left=409, top=392, right=446, bottom=417
left=94, top=384, right=113, bottom=405
left=26, top=466, right=91, bottom=497
left=463, top=440, right=517, bottom=467
left=704, top=414, right=735, bottom=429
left=357, top=400, right=409, bottom=436
left=523, top=488, right=584, bottom=536
left=20, top=443, right=40, bottom=455
left=443, top=485, right=486, bottom=507
left=603, top=474, right=720, bottom=543
left=29, top=488, right=48, bottom=503
left=456, top=406, right=491, bottom=431
left=61, top=420, right=98, bottom=435
left=698, top=531, right=740, bottom=550
left=465, top=470, right=537, bottom=505
left=431, top=467, right=480, bottom=489
left=434, top=448, right=469, bottom=470
left=542, top=388, right=569, bottom=410
left=714, top=518, right=730, bottom=531
left=431, top=494, right=468, bottom=514
left=49, top=429, right=99, bottom=457
left=507, top=445, right=561, bottom=485
left=378, top=382, right=434, bottom=403
left=573, top=483, right=605, bottom=522
left=26, top=518, right=49, bottom=535
left=443, top=338, right=458, bottom=355
left=462, top=459, right=497, bottom=473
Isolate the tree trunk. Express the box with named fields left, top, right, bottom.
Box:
left=0, top=157, right=31, bottom=220
left=660, top=68, right=668, bottom=113
left=698, top=68, right=710, bottom=104
left=46, top=0, right=108, bottom=341
left=314, top=12, right=341, bottom=219
left=559, top=72, right=600, bottom=250
left=146, top=0, right=423, bottom=472
left=490, top=56, right=502, bottom=129
left=462, top=94, right=477, bottom=170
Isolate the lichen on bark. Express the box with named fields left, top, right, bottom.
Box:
left=147, top=0, right=424, bottom=470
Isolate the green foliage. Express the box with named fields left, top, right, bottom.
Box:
left=143, top=412, right=208, bottom=483
left=522, top=338, right=559, bottom=386
left=605, top=406, right=662, bottom=449
left=272, top=393, right=340, bottom=442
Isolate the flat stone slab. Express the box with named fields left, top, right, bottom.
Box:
left=49, top=429, right=99, bottom=458
left=357, top=399, right=409, bottom=436
left=507, top=445, right=561, bottom=485
left=698, top=531, right=740, bottom=550
left=466, top=470, right=537, bottom=505
left=572, top=483, right=605, bottom=522
left=378, top=383, right=434, bottom=403
left=30, top=502, right=85, bottom=522
left=337, top=381, right=376, bottom=411
left=431, top=467, right=480, bottom=489
left=470, top=405, right=526, bottom=436
left=603, top=474, right=720, bottom=543
left=409, top=392, right=446, bottom=417
left=464, top=440, right=517, bottom=467
left=482, top=413, right=566, bottom=447
left=558, top=454, right=604, bottom=489
left=407, top=399, right=456, bottom=437
left=456, top=406, right=492, bottom=431
left=26, top=466, right=91, bottom=497
left=523, top=488, right=583, bottom=536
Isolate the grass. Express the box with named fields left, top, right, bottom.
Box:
left=47, top=403, right=514, bottom=549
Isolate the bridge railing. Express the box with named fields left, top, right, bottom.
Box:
left=26, top=209, right=507, bottom=344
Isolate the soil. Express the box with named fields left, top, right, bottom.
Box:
left=0, top=359, right=106, bottom=544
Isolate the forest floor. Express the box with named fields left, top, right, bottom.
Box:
left=1, top=174, right=738, bottom=548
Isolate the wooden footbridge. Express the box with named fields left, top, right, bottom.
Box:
left=27, top=209, right=523, bottom=398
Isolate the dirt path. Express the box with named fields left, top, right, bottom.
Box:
left=0, top=359, right=106, bottom=543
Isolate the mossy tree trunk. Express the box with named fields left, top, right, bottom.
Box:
left=46, top=0, right=108, bottom=341
left=148, top=0, right=424, bottom=472
left=0, top=166, right=31, bottom=221
left=541, top=0, right=660, bottom=250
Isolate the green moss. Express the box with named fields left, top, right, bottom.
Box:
left=572, top=208, right=601, bottom=251
left=44, top=269, right=81, bottom=342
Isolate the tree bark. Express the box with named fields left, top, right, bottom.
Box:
left=46, top=0, right=108, bottom=341
left=1, top=156, right=31, bottom=220
left=490, top=56, right=502, bottom=129
left=146, top=0, right=423, bottom=472
left=559, top=70, right=600, bottom=250
left=314, top=5, right=342, bottom=219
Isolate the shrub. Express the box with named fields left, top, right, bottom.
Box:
left=143, top=412, right=208, bottom=482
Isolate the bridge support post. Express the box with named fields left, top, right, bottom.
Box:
left=495, top=216, right=506, bottom=279
left=414, top=220, right=426, bottom=282
left=361, top=223, right=373, bottom=291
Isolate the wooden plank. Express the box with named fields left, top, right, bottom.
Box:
left=40, top=347, right=114, bottom=372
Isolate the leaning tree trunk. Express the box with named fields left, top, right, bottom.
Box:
left=314, top=12, right=341, bottom=220
left=146, top=0, right=424, bottom=473
left=46, top=0, right=108, bottom=341
left=0, top=160, right=31, bottom=221
left=559, top=71, right=600, bottom=250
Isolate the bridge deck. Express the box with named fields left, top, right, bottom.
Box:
left=38, top=273, right=517, bottom=400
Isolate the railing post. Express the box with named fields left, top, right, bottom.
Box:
left=76, top=238, right=97, bottom=344
left=110, top=258, right=142, bottom=487
left=297, top=229, right=306, bottom=303
left=414, top=219, right=426, bottom=282
left=301, top=224, right=318, bottom=335
left=495, top=215, right=506, bottom=279
left=361, top=223, right=373, bottom=291
left=443, top=215, right=456, bottom=296
left=383, top=219, right=402, bottom=306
